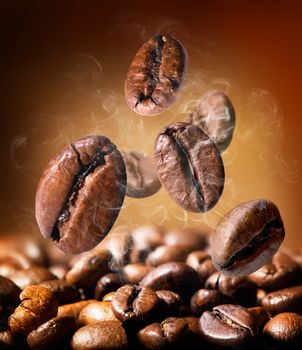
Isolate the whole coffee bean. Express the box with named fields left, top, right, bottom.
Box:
left=111, top=284, right=158, bottom=322
left=138, top=317, right=188, bottom=349
left=155, top=290, right=182, bottom=314
left=190, top=289, right=232, bottom=316
left=27, top=316, right=78, bottom=350
left=146, top=244, right=189, bottom=267
left=8, top=285, right=58, bottom=336
left=65, top=249, right=111, bottom=290
left=71, top=321, right=128, bottom=350
left=248, top=251, right=299, bottom=291
left=94, top=273, right=124, bottom=300
left=102, top=292, right=115, bottom=302
left=186, top=250, right=216, bottom=281
left=0, top=276, right=21, bottom=307
left=205, top=272, right=257, bottom=307
left=164, top=228, right=208, bottom=251
left=186, top=90, right=236, bottom=152
left=79, top=301, right=118, bottom=325
left=154, top=122, right=224, bottom=212
left=0, top=329, right=15, bottom=348
left=248, top=306, right=270, bottom=332
left=9, top=266, right=56, bottom=290
left=199, top=304, right=257, bottom=348
left=131, top=225, right=164, bottom=250
left=122, top=151, right=161, bottom=198
left=211, top=199, right=285, bottom=276
left=39, top=279, right=81, bottom=305
left=124, top=35, right=187, bottom=116
left=140, top=262, right=202, bottom=299
left=261, top=285, right=302, bottom=315
left=122, top=264, right=152, bottom=284
left=57, top=300, right=95, bottom=319
left=35, top=135, right=127, bottom=254
left=263, top=312, right=302, bottom=346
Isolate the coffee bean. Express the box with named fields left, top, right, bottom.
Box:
left=39, top=279, right=81, bottom=305
left=102, top=292, right=115, bottom=302
left=248, top=306, right=270, bottom=332
left=186, top=250, right=217, bottom=281
left=102, top=232, right=133, bottom=268
left=27, top=316, right=78, bottom=350
left=79, top=301, right=118, bottom=325
left=124, top=35, right=187, bottom=116
left=111, top=284, right=158, bottom=322
left=122, top=264, right=152, bottom=284
left=186, top=90, right=236, bottom=152
left=140, top=262, right=202, bottom=299
left=263, top=312, right=302, bottom=346
left=49, top=264, right=69, bottom=280
left=131, top=225, right=164, bottom=250
left=94, top=273, right=124, bottom=300
left=138, top=317, right=188, bottom=349
left=164, top=228, right=208, bottom=251
left=248, top=251, right=299, bottom=291
left=211, top=199, right=285, bottom=276
left=9, top=266, right=56, bottom=290
left=146, top=244, right=189, bottom=267
left=154, top=122, right=224, bottom=212
left=0, top=276, right=21, bottom=307
left=122, top=151, right=161, bottom=198
left=71, top=321, right=127, bottom=349
left=8, top=285, right=58, bottom=336
left=35, top=135, right=127, bottom=254
left=155, top=290, right=182, bottom=314
left=261, top=285, right=302, bottom=315
left=256, top=289, right=267, bottom=306
left=57, top=300, right=95, bottom=319
left=0, top=329, right=15, bottom=348
left=199, top=304, right=257, bottom=348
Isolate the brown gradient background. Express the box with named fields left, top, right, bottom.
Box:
left=0, top=0, right=301, bottom=249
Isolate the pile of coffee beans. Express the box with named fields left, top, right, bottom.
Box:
left=0, top=227, right=301, bottom=349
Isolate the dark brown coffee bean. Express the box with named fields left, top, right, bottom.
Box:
left=0, top=276, right=21, bottom=307
left=211, top=199, right=285, bottom=276
left=9, top=266, right=56, bottom=290
left=122, top=151, right=161, bottom=198
left=57, top=300, right=95, bottom=319
left=94, top=273, right=124, bottom=300
left=111, top=284, right=158, bottom=322
left=186, top=250, right=216, bottom=281
left=154, top=122, right=224, bottom=212
left=263, top=312, right=302, bottom=346
left=155, top=290, right=182, bottom=314
left=248, top=306, right=270, bottom=332
left=39, top=279, right=81, bottom=305
left=164, top=229, right=208, bottom=251
left=79, top=301, right=118, bottom=325
left=122, top=264, right=152, bottom=284
left=35, top=135, right=126, bottom=254
left=146, top=244, right=189, bottom=267
left=71, top=321, right=128, bottom=349
left=8, top=285, right=58, bottom=336
left=140, top=262, right=202, bottom=299
left=0, top=329, right=15, bottom=348
left=138, top=317, right=188, bottom=349
left=190, top=289, right=232, bottom=316
left=124, top=35, right=187, bottom=116
left=248, top=251, right=299, bottom=291
left=65, top=249, right=111, bottom=290
left=261, top=285, right=302, bottom=315
left=27, top=316, right=78, bottom=350
left=186, top=90, right=236, bottom=152
left=199, top=304, right=257, bottom=348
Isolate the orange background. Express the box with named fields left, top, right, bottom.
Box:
left=0, top=0, right=301, bottom=249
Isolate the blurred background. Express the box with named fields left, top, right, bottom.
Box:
left=0, top=0, right=301, bottom=249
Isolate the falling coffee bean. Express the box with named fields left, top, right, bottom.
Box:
left=35, top=135, right=126, bottom=254
left=122, top=151, right=161, bottom=198
left=186, top=90, right=236, bottom=152
left=211, top=199, right=285, bottom=276
left=124, top=35, right=187, bottom=116
left=154, top=122, right=225, bottom=212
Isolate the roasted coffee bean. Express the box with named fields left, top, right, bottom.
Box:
left=79, top=301, right=118, bottom=325
left=138, top=317, right=188, bottom=349
left=0, top=276, right=21, bottom=307
left=186, top=250, right=216, bottom=281
left=103, top=232, right=133, bottom=268
left=39, top=279, right=81, bottom=305
left=102, top=292, right=115, bottom=302
left=205, top=272, right=257, bottom=307
left=261, top=285, right=302, bottom=315
left=186, top=90, right=236, bottom=153
left=35, top=135, right=127, bottom=254
left=122, top=264, right=152, bottom=284
left=95, top=273, right=124, bottom=300
left=154, top=122, right=224, bottom=212
left=124, top=35, right=187, bottom=116
left=111, top=284, right=158, bottom=322
left=211, top=199, right=285, bottom=276
left=49, top=264, right=69, bottom=280
left=263, top=312, right=302, bottom=346
left=155, top=290, right=182, bottom=314
left=71, top=321, right=128, bottom=350
left=0, top=329, right=15, bottom=348
left=8, top=285, right=58, bottom=336
left=9, top=266, right=56, bottom=290
left=122, top=151, right=161, bottom=198
left=190, top=289, right=232, bottom=316
left=57, top=300, right=94, bottom=319
left=131, top=225, right=164, bottom=250
left=248, top=251, right=299, bottom=291
left=248, top=307, right=270, bottom=332
left=65, top=249, right=111, bottom=290
left=199, top=304, right=257, bottom=348
left=146, top=244, right=189, bottom=267
left=27, top=316, right=78, bottom=350
left=140, top=262, right=202, bottom=299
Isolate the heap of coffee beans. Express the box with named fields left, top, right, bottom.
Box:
left=0, top=227, right=301, bottom=349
